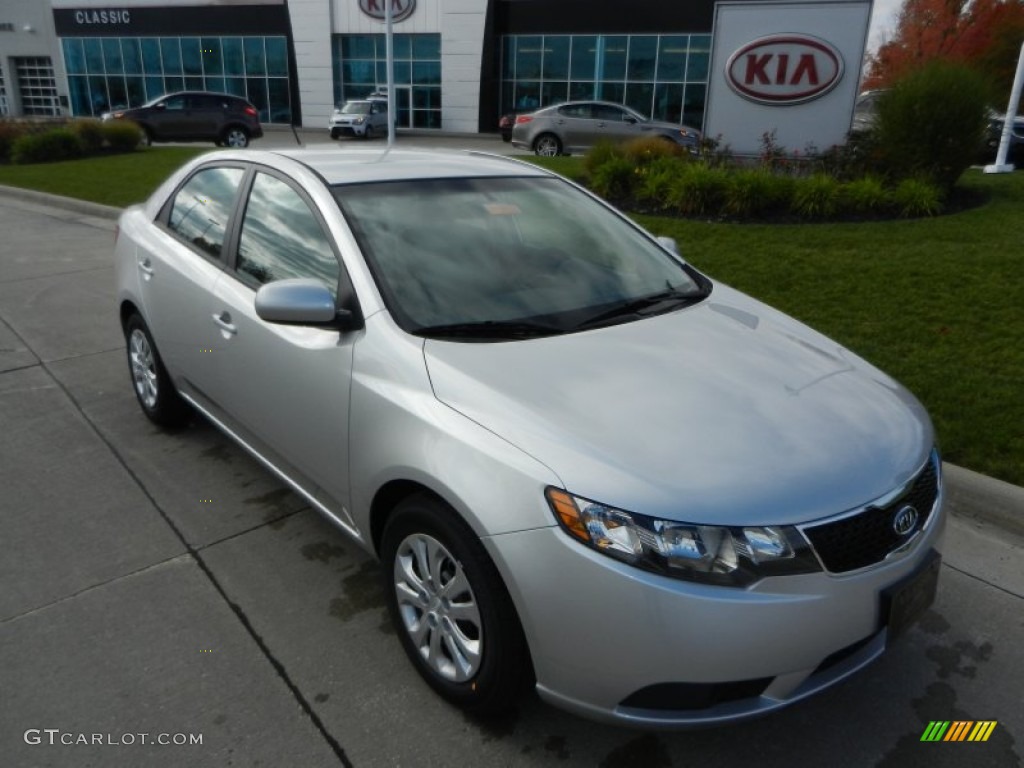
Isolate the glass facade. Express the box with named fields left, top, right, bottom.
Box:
left=332, top=34, right=441, bottom=129
left=13, top=57, right=61, bottom=117
left=0, top=63, right=8, bottom=117
left=501, top=34, right=711, bottom=127
left=61, top=36, right=292, bottom=122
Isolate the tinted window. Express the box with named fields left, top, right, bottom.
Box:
left=167, top=167, right=244, bottom=259
left=593, top=104, right=628, bottom=121
left=558, top=104, right=592, bottom=119
left=237, top=173, right=340, bottom=296
left=162, top=95, right=186, bottom=111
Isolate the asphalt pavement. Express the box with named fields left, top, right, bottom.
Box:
left=1, top=157, right=1023, bottom=768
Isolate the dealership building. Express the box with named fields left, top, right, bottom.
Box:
left=0, top=0, right=873, bottom=152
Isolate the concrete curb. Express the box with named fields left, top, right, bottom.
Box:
left=1, top=184, right=1021, bottom=539
left=942, top=462, right=1024, bottom=539
left=0, top=184, right=121, bottom=220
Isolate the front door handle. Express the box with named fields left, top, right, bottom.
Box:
left=138, top=257, right=154, bottom=278
left=212, top=311, right=237, bottom=336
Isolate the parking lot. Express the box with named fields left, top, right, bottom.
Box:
left=1, top=149, right=1023, bottom=767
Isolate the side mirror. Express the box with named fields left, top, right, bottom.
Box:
left=255, top=278, right=355, bottom=329
left=656, top=236, right=680, bottom=255
left=155, top=102, right=167, bottom=111
left=624, top=116, right=638, bottom=124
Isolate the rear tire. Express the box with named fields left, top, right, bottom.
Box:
left=533, top=134, right=562, bottom=157
left=222, top=126, right=250, bottom=148
left=381, top=494, right=532, bottom=715
left=124, top=314, right=190, bottom=429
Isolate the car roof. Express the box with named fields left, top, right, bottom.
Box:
left=264, top=148, right=553, bottom=185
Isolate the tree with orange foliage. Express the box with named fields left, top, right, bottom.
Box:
left=864, top=0, right=1024, bottom=98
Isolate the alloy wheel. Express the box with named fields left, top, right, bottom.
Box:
left=393, top=532, right=483, bottom=683
left=129, top=328, right=158, bottom=409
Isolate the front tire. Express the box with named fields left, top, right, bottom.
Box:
left=124, top=314, right=189, bottom=428
left=533, top=133, right=562, bottom=157
left=382, top=494, right=532, bottom=714
left=363, top=125, right=374, bottom=140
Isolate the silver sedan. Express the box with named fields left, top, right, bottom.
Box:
left=510, top=101, right=701, bottom=156
left=116, top=148, right=944, bottom=727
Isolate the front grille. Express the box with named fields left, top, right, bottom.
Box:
left=803, top=456, right=939, bottom=573
left=620, top=678, right=773, bottom=712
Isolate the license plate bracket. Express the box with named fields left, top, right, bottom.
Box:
left=882, top=549, right=941, bottom=641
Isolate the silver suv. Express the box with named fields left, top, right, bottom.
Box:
left=329, top=97, right=388, bottom=139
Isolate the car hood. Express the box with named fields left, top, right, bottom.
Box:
left=423, top=285, right=932, bottom=526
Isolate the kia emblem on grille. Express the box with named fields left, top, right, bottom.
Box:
left=893, top=505, right=919, bottom=536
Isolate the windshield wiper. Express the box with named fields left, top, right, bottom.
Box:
left=413, top=320, right=564, bottom=340
left=574, top=288, right=703, bottom=331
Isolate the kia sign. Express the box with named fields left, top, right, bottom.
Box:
left=704, top=0, right=872, bottom=155
left=726, top=35, right=843, bottom=105
left=359, top=0, right=416, bottom=22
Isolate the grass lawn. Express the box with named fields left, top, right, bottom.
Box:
left=0, top=149, right=1020, bottom=485
left=635, top=171, right=1024, bottom=487
left=0, top=147, right=209, bottom=208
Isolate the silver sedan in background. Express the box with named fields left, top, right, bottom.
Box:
left=511, top=100, right=701, bottom=156
left=116, top=148, right=943, bottom=727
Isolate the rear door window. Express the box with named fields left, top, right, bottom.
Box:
left=166, top=166, right=245, bottom=259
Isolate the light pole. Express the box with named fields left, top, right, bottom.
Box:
left=385, top=1, right=395, bottom=148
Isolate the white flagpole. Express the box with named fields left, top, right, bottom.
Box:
left=984, top=41, right=1024, bottom=173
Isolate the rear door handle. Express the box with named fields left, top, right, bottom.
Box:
left=212, top=311, right=237, bottom=336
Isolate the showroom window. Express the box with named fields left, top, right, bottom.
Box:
left=332, top=34, right=441, bottom=129
left=0, top=62, right=8, bottom=116
left=501, top=34, right=710, bottom=128
left=61, top=36, right=292, bottom=123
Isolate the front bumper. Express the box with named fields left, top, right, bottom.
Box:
left=329, top=121, right=367, bottom=137
left=483, top=489, right=945, bottom=728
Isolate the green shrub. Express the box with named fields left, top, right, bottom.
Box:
left=0, top=122, right=30, bottom=163
left=622, top=135, right=682, bottom=166
left=723, top=169, right=793, bottom=217
left=891, top=178, right=944, bottom=217
left=874, top=61, right=991, bottom=190
left=635, top=155, right=687, bottom=210
left=583, top=141, right=625, bottom=179
left=667, top=163, right=728, bottom=216
left=10, top=129, right=83, bottom=164
left=791, top=174, right=841, bottom=219
left=69, top=119, right=105, bottom=153
left=841, top=176, right=890, bottom=214
left=102, top=121, right=143, bottom=152
left=589, top=154, right=636, bottom=200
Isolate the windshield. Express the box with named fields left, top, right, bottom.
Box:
left=333, top=176, right=708, bottom=339
left=341, top=101, right=372, bottom=115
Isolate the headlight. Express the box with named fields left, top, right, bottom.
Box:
left=546, top=488, right=821, bottom=587
left=354, top=116, right=365, bottom=125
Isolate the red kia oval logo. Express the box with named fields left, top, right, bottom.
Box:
left=726, top=35, right=844, bottom=105
left=358, top=0, right=416, bottom=23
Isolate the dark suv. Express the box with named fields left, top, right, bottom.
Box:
left=104, top=91, right=263, bottom=148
